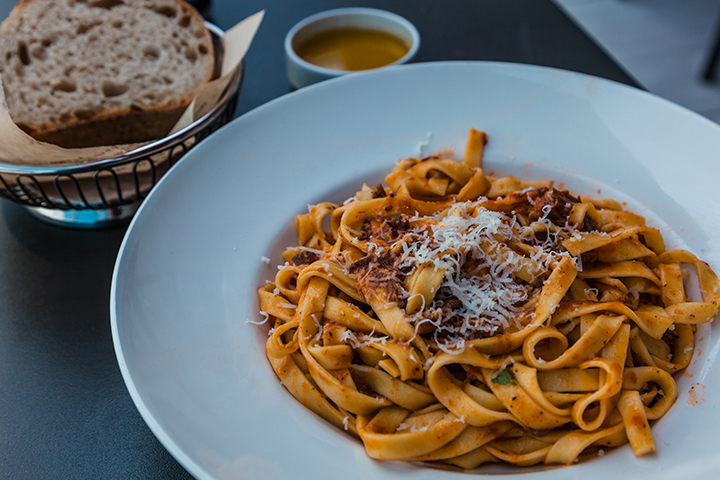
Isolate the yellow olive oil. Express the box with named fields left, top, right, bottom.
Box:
left=295, top=28, right=410, bottom=71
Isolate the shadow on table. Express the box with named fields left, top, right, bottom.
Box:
left=0, top=199, right=194, bottom=478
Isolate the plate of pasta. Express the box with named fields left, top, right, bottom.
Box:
left=112, top=61, right=720, bottom=480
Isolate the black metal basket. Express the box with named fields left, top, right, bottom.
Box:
left=0, top=22, right=243, bottom=227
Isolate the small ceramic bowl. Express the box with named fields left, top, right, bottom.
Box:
left=284, top=8, right=420, bottom=89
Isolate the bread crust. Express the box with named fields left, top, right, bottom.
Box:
left=0, top=0, right=215, bottom=148
left=27, top=103, right=188, bottom=149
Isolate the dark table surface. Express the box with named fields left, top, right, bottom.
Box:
left=0, top=0, right=637, bottom=478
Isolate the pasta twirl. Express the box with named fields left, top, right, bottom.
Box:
left=258, top=128, right=719, bottom=468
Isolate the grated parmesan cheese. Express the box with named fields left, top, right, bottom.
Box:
left=343, top=188, right=585, bottom=355
left=246, top=310, right=270, bottom=325
left=341, top=329, right=389, bottom=349
left=292, top=246, right=327, bottom=255
left=397, top=202, right=552, bottom=352
left=415, top=131, right=433, bottom=157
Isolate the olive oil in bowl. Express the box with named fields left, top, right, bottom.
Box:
left=284, top=8, right=420, bottom=88
left=294, top=28, right=410, bottom=71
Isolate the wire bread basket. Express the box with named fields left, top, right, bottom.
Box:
left=0, top=23, right=243, bottom=228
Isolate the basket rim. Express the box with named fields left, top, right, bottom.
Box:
left=0, top=21, right=243, bottom=176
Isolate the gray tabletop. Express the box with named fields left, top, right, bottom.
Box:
left=0, top=0, right=637, bottom=478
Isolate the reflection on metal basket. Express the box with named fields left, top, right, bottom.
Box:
left=0, top=23, right=243, bottom=228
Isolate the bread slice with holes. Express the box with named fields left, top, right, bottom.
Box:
left=0, top=0, right=214, bottom=148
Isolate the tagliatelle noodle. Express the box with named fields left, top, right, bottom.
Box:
left=258, top=128, right=720, bottom=469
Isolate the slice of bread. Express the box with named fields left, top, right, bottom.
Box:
left=0, top=0, right=215, bottom=148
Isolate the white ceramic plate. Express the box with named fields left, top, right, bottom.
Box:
left=111, top=62, right=720, bottom=480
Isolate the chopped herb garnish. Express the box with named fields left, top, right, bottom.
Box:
left=491, top=368, right=516, bottom=386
